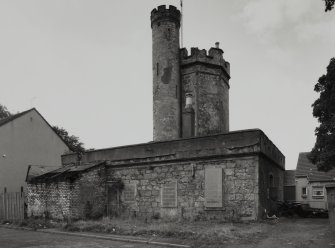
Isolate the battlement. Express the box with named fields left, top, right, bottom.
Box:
left=180, top=47, right=230, bottom=77
left=151, top=5, right=181, bottom=28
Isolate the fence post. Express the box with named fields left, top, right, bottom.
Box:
left=4, top=187, right=7, bottom=220
left=21, top=186, right=24, bottom=220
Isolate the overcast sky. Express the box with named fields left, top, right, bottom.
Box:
left=0, top=0, right=334, bottom=170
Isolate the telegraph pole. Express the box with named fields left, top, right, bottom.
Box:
left=180, top=0, right=184, bottom=48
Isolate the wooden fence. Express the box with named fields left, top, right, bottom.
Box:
left=0, top=189, right=25, bottom=221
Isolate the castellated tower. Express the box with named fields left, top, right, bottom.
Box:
left=180, top=45, right=231, bottom=136
left=151, top=5, right=230, bottom=141
left=151, top=5, right=181, bottom=141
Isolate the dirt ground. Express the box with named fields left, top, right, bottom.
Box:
left=0, top=227, right=162, bottom=248
left=240, top=218, right=335, bottom=248
left=4, top=217, right=335, bottom=248
left=59, top=217, right=335, bottom=248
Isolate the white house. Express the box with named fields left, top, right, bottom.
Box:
left=295, top=152, right=335, bottom=209
left=0, top=108, right=70, bottom=192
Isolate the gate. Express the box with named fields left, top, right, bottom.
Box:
left=0, top=189, right=25, bottom=221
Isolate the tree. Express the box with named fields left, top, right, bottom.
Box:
left=324, top=0, right=335, bottom=11
left=0, top=104, right=12, bottom=120
left=308, top=58, right=335, bottom=171
left=52, top=126, right=85, bottom=154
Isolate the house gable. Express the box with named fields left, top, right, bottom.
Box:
left=0, top=108, right=70, bottom=192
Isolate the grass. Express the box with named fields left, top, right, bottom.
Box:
left=61, top=217, right=268, bottom=247
left=1, top=217, right=271, bottom=247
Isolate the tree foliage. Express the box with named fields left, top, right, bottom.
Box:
left=0, top=104, right=12, bottom=120
left=324, top=0, right=335, bottom=11
left=52, top=126, right=85, bottom=154
left=308, top=58, right=335, bottom=171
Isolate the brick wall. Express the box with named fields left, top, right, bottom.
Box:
left=27, top=182, right=71, bottom=219
left=27, top=166, right=106, bottom=220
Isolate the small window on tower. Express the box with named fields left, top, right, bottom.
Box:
left=165, top=28, right=171, bottom=40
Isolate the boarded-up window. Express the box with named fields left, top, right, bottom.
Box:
left=161, top=181, right=177, bottom=208
left=205, top=168, right=223, bottom=208
left=123, top=183, right=136, bottom=202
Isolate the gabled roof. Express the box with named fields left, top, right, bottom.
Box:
left=0, top=108, right=33, bottom=127
left=284, top=170, right=296, bottom=186
left=27, top=161, right=105, bottom=183
left=0, top=108, right=71, bottom=151
left=296, top=152, right=335, bottom=182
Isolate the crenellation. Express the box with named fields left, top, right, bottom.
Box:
left=151, top=5, right=181, bottom=28
left=180, top=47, right=230, bottom=78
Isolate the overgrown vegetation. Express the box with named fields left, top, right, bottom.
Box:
left=61, top=217, right=266, bottom=247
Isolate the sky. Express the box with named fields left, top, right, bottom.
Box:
left=0, top=0, right=334, bottom=170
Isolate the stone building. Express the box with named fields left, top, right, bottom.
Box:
left=27, top=5, right=285, bottom=221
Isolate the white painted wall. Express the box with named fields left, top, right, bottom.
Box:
left=0, top=109, right=69, bottom=192
left=295, top=177, right=328, bottom=209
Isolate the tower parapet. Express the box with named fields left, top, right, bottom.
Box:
left=180, top=47, right=230, bottom=82
left=151, top=5, right=181, bottom=28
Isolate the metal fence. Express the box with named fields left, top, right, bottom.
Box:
left=0, top=189, right=25, bottom=221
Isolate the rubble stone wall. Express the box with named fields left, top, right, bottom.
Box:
left=108, top=156, right=260, bottom=221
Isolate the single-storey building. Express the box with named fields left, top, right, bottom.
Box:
left=27, top=129, right=284, bottom=221
left=295, top=152, right=335, bottom=209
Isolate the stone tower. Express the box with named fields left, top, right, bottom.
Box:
left=180, top=45, right=230, bottom=136
left=151, top=5, right=230, bottom=141
left=151, top=5, right=181, bottom=141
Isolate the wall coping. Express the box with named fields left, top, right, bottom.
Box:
left=62, top=129, right=285, bottom=170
